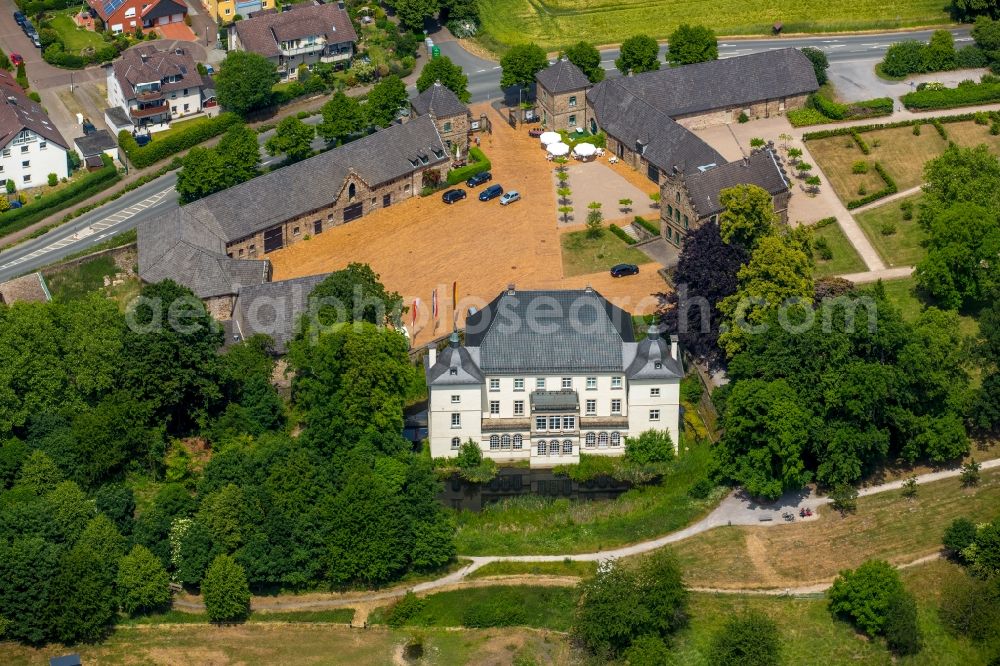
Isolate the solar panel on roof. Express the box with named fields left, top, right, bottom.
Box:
left=104, top=0, right=126, bottom=15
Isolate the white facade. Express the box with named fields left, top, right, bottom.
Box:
left=107, top=51, right=206, bottom=134
left=425, top=288, right=682, bottom=468
left=0, top=129, right=68, bottom=190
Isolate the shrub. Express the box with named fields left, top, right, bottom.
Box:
left=851, top=130, right=870, bottom=154
left=463, top=599, right=526, bottom=628
left=880, top=221, right=897, bottom=236
left=624, top=430, right=675, bottom=465
left=737, top=111, right=749, bottom=123
left=830, top=483, right=858, bottom=514
left=812, top=93, right=847, bottom=120
left=938, top=574, right=1000, bottom=642
left=814, top=236, right=833, bottom=260
left=119, top=113, right=241, bottom=168
left=857, top=184, right=867, bottom=196
left=15, top=64, right=28, bottom=89
left=709, top=610, right=782, bottom=666
left=634, top=216, right=660, bottom=236
left=900, top=200, right=914, bottom=220
left=883, top=591, right=922, bottom=655
left=992, top=121, right=1000, bottom=136
left=609, top=224, right=636, bottom=244
left=687, top=477, right=713, bottom=499
left=386, top=591, right=425, bottom=627
left=47, top=173, right=57, bottom=187
left=961, top=459, right=982, bottom=487
left=943, top=518, right=978, bottom=561
left=932, top=118, right=949, bottom=139
left=828, top=559, right=904, bottom=636
left=28, top=91, right=41, bottom=103
left=902, top=80, right=1000, bottom=110
left=913, top=123, right=922, bottom=135
left=814, top=216, right=837, bottom=228
left=851, top=161, right=869, bottom=174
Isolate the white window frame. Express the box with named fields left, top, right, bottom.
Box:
left=513, top=434, right=523, bottom=449
left=649, top=409, right=660, bottom=422
left=451, top=413, right=461, bottom=428
left=451, top=394, right=460, bottom=403
left=535, top=416, right=546, bottom=431
left=535, top=377, right=545, bottom=390
left=514, top=400, right=524, bottom=416
left=611, top=432, right=622, bottom=447
left=585, top=432, right=596, bottom=448
left=611, top=399, right=621, bottom=415
left=586, top=377, right=597, bottom=390
left=562, top=416, right=575, bottom=430
left=585, top=399, right=596, bottom=415
left=489, top=400, right=500, bottom=415
left=514, top=378, right=525, bottom=391
left=650, top=387, right=660, bottom=397
left=489, top=378, right=500, bottom=391
left=561, top=377, right=572, bottom=389
left=548, top=416, right=560, bottom=430
left=451, top=437, right=461, bottom=449
left=611, top=376, right=623, bottom=389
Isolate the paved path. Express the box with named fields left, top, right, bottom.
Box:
left=838, top=266, right=915, bottom=283
left=171, top=457, right=1000, bottom=612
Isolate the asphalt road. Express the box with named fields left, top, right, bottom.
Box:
left=0, top=27, right=976, bottom=282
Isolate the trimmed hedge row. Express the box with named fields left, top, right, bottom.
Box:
left=118, top=113, right=241, bottom=169
left=788, top=94, right=893, bottom=127
left=445, top=147, right=490, bottom=186
left=851, top=130, right=870, bottom=155
left=801, top=112, right=980, bottom=141
left=846, top=162, right=898, bottom=209
left=902, top=80, right=1000, bottom=111
left=609, top=224, right=637, bottom=244
left=634, top=216, right=660, bottom=236
left=0, top=156, right=119, bottom=236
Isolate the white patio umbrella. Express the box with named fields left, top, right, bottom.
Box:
left=573, top=142, right=597, bottom=157
left=539, top=131, right=562, bottom=145
left=546, top=142, right=570, bottom=156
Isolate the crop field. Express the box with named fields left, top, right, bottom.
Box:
left=474, top=0, right=950, bottom=53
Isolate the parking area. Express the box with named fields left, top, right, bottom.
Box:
left=266, top=103, right=667, bottom=346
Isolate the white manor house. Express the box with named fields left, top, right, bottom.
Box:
left=425, top=287, right=682, bottom=467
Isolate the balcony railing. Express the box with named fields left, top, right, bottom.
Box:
left=280, top=43, right=325, bottom=57
left=130, top=104, right=169, bottom=119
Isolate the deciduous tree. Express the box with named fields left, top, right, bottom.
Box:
left=366, top=75, right=408, bottom=127
left=666, top=24, right=718, bottom=66
left=317, top=92, right=365, bottom=145
left=828, top=559, right=905, bottom=636
left=565, top=41, right=604, bottom=83
left=615, top=34, right=660, bottom=74
left=499, top=43, right=548, bottom=89
left=800, top=47, right=829, bottom=85
left=416, top=56, right=470, bottom=101
left=117, top=544, right=171, bottom=615
left=265, top=116, right=315, bottom=163
left=202, top=554, right=251, bottom=623
left=709, top=610, right=782, bottom=666
left=215, top=51, right=276, bottom=116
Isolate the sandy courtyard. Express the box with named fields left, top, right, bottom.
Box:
left=267, top=103, right=667, bottom=346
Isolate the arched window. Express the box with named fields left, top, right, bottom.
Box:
left=537, top=441, right=546, bottom=455
left=513, top=434, right=523, bottom=449
left=610, top=432, right=622, bottom=447
left=501, top=434, right=512, bottom=450
left=489, top=434, right=500, bottom=450
left=451, top=437, right=460, bottom=449
left=348, top=182, right=357, bottom=201
left=550, top=440, right=561, bottom=455
left=585, top=432, right=596, bottom=448
left=598, top=432, right=609, bottom=448
left=562, top=439, right=573, bottom=454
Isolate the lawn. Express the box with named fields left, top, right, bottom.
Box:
left=560, top=226, right=651, bottom=277
left=880, top=276, right=980, bottom=339
left=45, top=255, right=119, bottom=301
left=48, top=11, right=107, bottom=54
left=372, top=585, right=579, bottom=631
left=467, top=560, right=599, bottom=579
left=474, top=0, right=949, bottom=53
left=854, top=193, right=926, bottom=267
left=811, top=220, right=866, bottom=277
left=0, top=624, right=573, bottom=665
left=667, top=467, right=1000, bottom=589
left=453, top=436, right=722, bottom=555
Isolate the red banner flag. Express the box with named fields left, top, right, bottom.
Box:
left=411, top=298, right=419, bottom=329
left=452, top=281, right=458, bottom=312
left=432, top=289, right=438, bottom=320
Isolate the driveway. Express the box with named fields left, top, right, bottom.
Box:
left=830, top=61, right=990, bottom=103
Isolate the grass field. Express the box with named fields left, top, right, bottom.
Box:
left=454, top=436, right=721, bottom=555
left=467, top=560, right=599, bottom=579
left=880, top=277, right=980, bottom=339
left=668, top=467, right=1000, bottom=589
left=854, top=193, right=926, bottom=267
left=0, top=624, right=574, bottom=665
left=44, top=255, right=141, bottom=310
left=560, top=227, right=651, bottom=277
left=48, top=11, right=107, bottom=54
left=811, top=220, right=866, bottom=277
left=372, top=585, right=579, bottom=631
left=473, top=0, right=951, bottom=53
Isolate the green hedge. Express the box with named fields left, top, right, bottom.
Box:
left=789, top=94, right=893, bottom=127
left=0, top=156, right=120, bottom=236
left=902, top=80, right=1000, bottom=111
left=445, top=147, right=490, bottom=186
left=801, top=112, right=980, bottom=141
left=846, top=162, right=897, bottom=209
left=634, top=216, right=660, bottom=236
left=118, top=113, right=242, bottom=169
left=609, top=224, right=637, bottom=244
left=850, top=129, right=870, bottom=155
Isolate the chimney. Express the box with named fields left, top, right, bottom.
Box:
left=140, top=53, right=148, bottom=63
left=670, top=334, right=679, bottom=361
left=506, top=283, right=516, bottom=295
left=427, top=343, right=437, bottom=368
left=743, top=155, right=749, bottom=167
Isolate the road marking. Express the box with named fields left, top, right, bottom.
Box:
left=0, top=187, right=173, bottom=271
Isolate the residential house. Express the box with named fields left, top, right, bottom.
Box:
left=229, top=2, right=356, bottom=78
left=106, top=44, right=209, bottom=133
left=74, top=129, right=119, bottom=168
left=660, top=147, right=791, bottom=246
left=0, top=75, right=70, bottom=189
left=137, top=115, right=448, bottom=317
left=426, top=287, right=682, bottom=467
left=203, top=0, right=275, bottom=24
left=535, top=57, right=591, bottom=132
left=85, top=0, right=187, bottom=35
left=410, top=81, right=470, bottom=155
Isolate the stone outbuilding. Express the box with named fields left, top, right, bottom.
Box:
left=535, top=58, right=591, bottom=132
left=410, top=82, right=471, bottom=155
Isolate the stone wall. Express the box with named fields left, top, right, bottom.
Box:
left=224, top=165, right=443, bottom=259
left=674, top=93, right=810, bottom=130
left=433, top=112, right=470, bottom=155
left=537, top=86, right=589, bottom=132
left=205, top=294, right=236, bottom=321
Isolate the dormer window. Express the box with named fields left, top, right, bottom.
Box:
left=654, top=362, right=662, bottom=370
left=449, top=368, right=458, bottom=376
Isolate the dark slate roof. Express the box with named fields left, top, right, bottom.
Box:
left=530, top=390, right=579, bottom=412
left=587, top=81, right=724, bottom=175
left=142, top=0, right=187, bottom=21
left=137, top=208, right=269, bottom=299
left=614, top=48, right=819, bottom=118
left=464, top=288, right=635, bottom=374
left=535, top=58, right=591, bottom=95
left=183, top=115, right=447, bottom=243
left=104, top=106, right=131, bottom=128
left=683, top=148, right=790, bottom=218
left=426, top=333, right=484, bottom=386
left=411, top=82, right=468, bottom=119
left=625, top=328, right=683, bottom=380
left=231, top=273, right=329, bottom=353
left=74, top=129, right=117, bottom=157
left=233, top=2, right=357, bottom=59
left=0, top=84, right=69, bottom=150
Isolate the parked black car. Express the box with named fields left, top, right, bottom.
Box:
left=610, top=263, right=640, bottom=277
left=13, top=10, right=26, bottom=26
left=441, top=188, right=467, bottom=204
left=21, top=19, right=34, bottom=34
left=466, top=171, right=492, bottom=187
left=479, top=184, right=503, bottom=201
